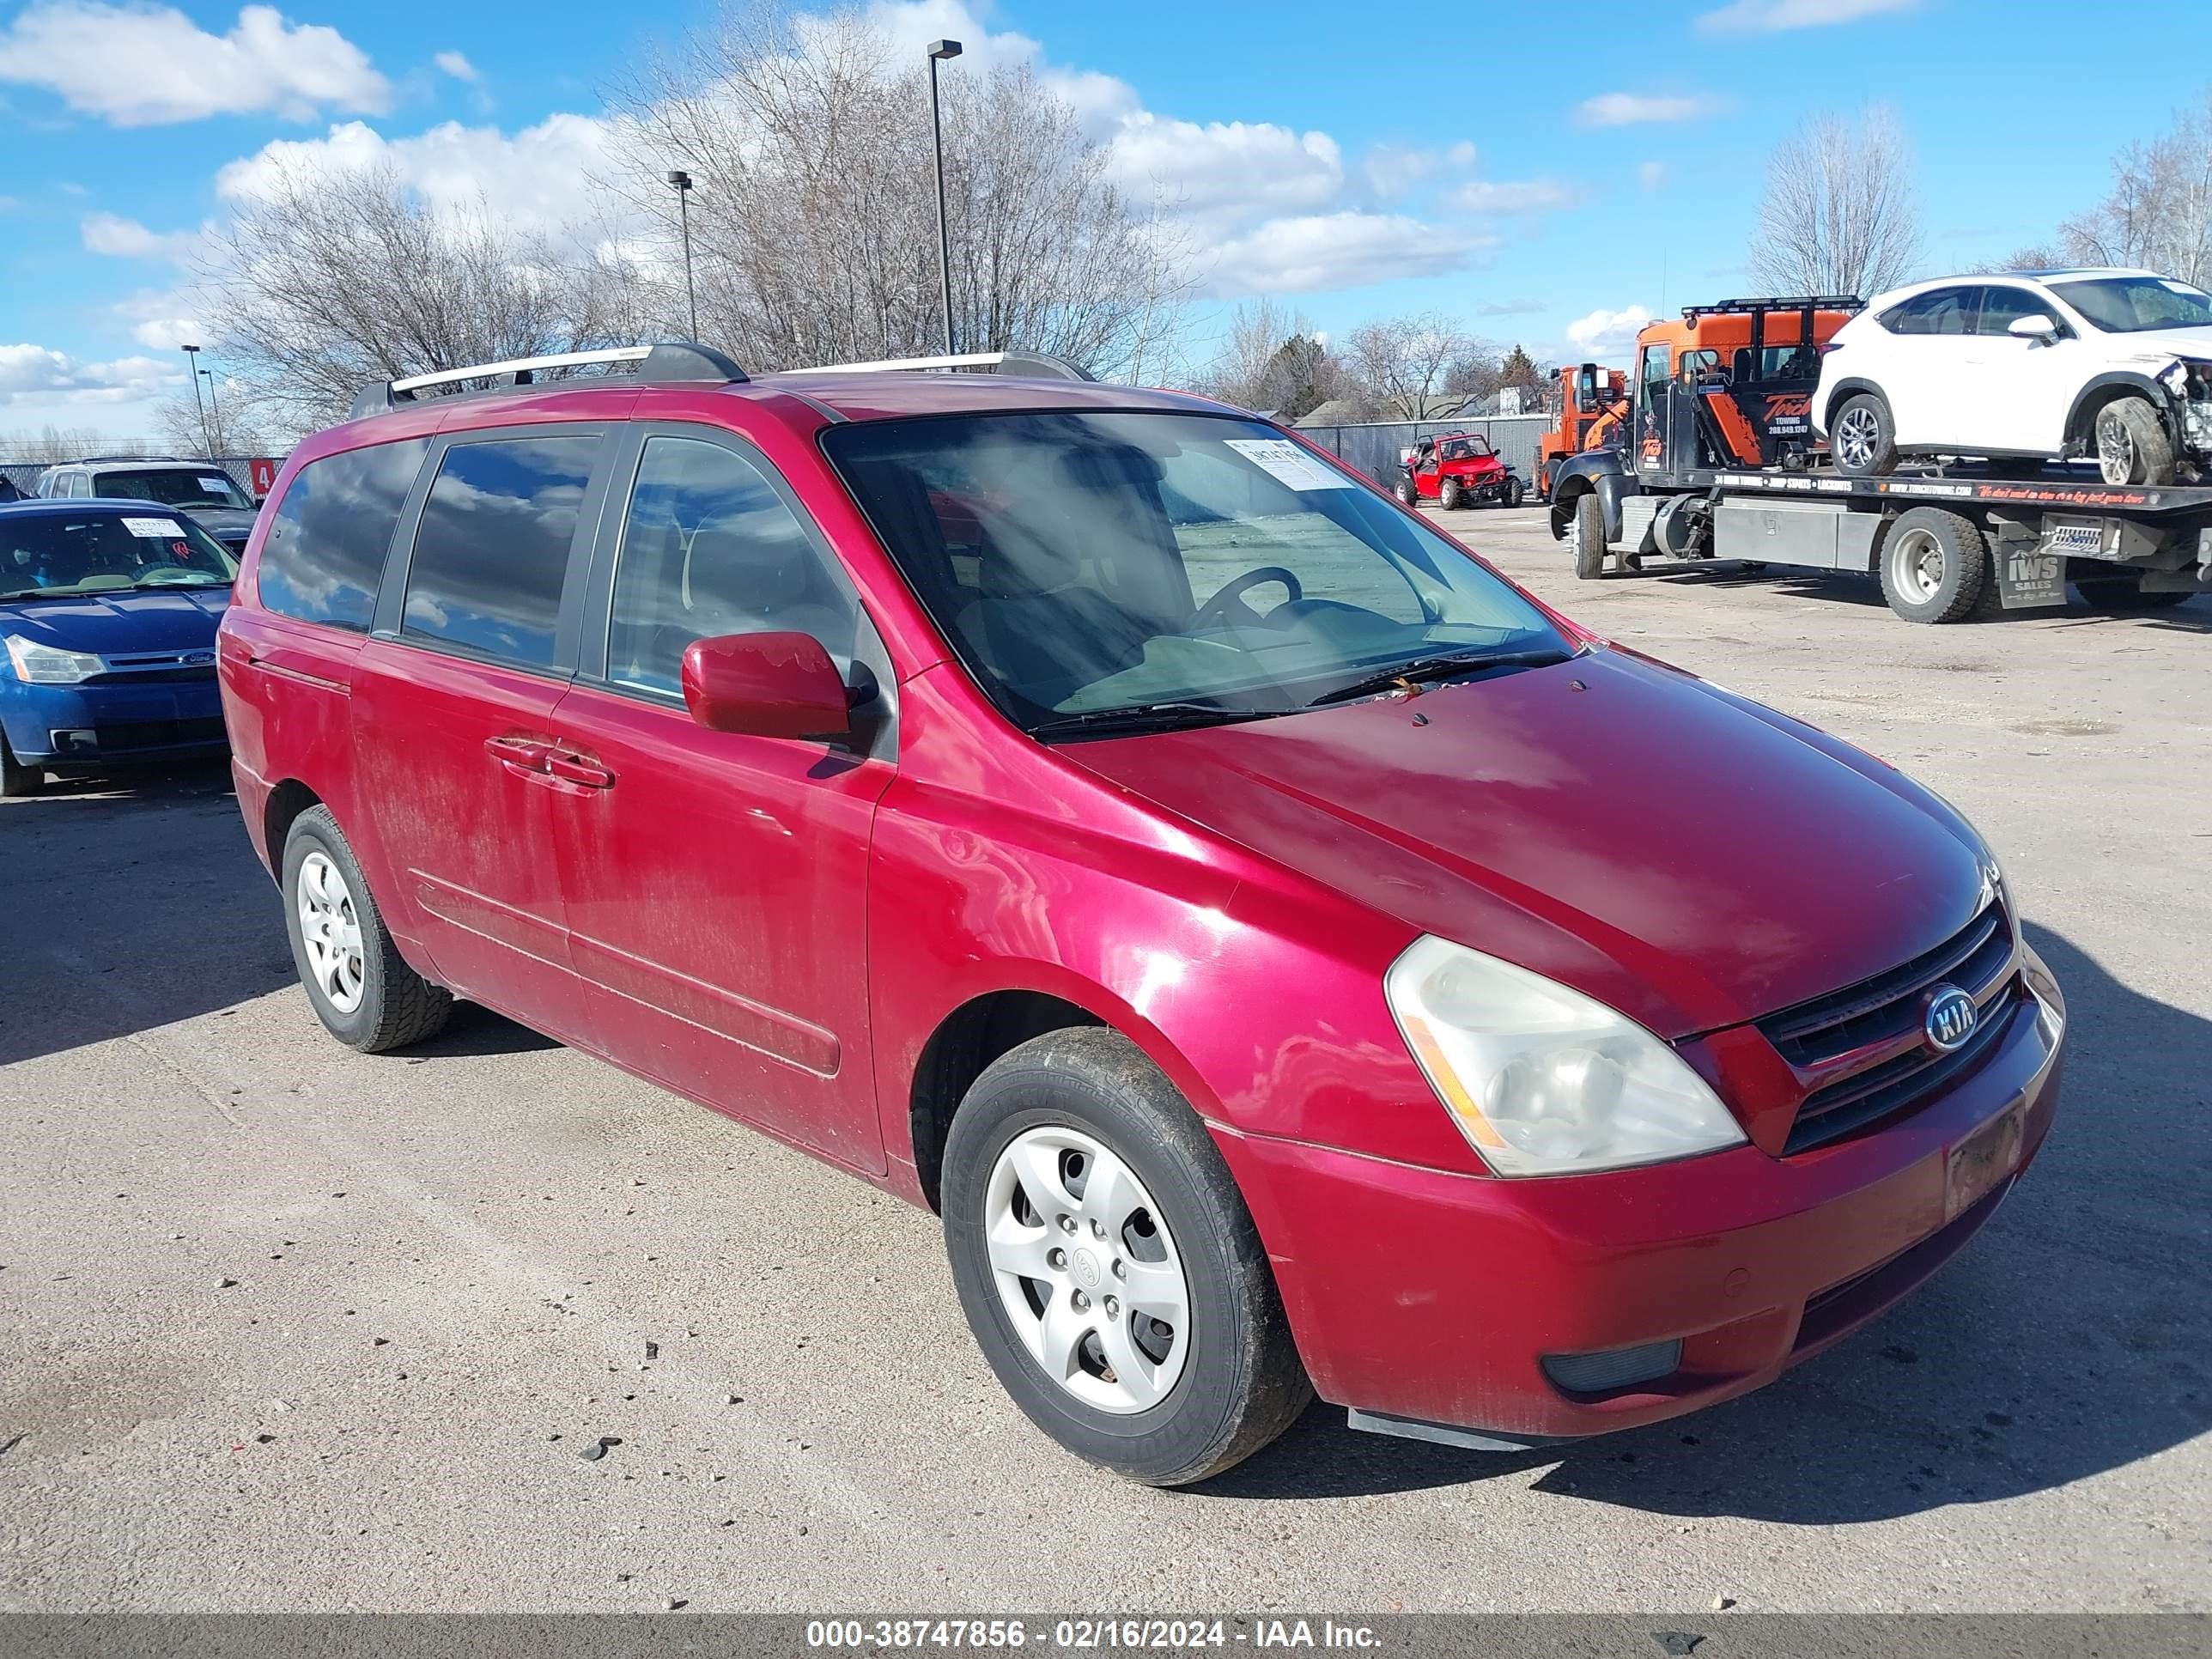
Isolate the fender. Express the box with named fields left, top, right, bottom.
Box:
left=2063, top=369, right=2180, bottom=448
left=1546, top=448, right=1635, bottom=543
left=1819, top=376, right=1887, bottom=436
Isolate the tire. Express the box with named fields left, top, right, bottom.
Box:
left=1571, top=493, right=1607, bottom=580
left=282, top=805, right=453, bottom=1052
left=2093, top=396, right=2175, bottom=486
left=1879, top=507, right=1990, bottom=624
left=1830, top=392, right=1899, bottom=477
left=941, top=1028, right=1311, bottom=1487
left=1395, top=477, right=1418, bottom=507
left=1503, top=476, right=1526, bottom=508
left=2075, top=577, right=2194, bottom=611
left=1438, top=478, right=1463, bottom=511
left=0, top=733, right=45, bottom=799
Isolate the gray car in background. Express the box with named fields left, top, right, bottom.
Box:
left=33, top=458, right=261, bottom=556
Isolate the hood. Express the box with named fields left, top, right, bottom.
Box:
left=1064, top=648, right=1987, bottom=1040
left=0, top=587, right=230, bottom=656
left=2113, top=325, right=2212, bottom=365
left=184, top=506, right=259, bottom=541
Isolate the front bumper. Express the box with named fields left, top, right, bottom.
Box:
left=1, top=677, right=228, bottom=768
left=1218, top=956, right=2063, bottom=1443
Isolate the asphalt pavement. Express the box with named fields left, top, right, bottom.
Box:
left=2, top=508, right=2206, bottom=1613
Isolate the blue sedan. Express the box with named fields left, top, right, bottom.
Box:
left=1, top=498, right=237, bottom=796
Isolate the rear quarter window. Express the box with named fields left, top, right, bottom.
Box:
left=258, top=439, right=431, bottom=630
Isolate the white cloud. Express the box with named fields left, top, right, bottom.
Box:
left=81, top=211, right=208, bottom=263
left=1362, top=143, right=1450, bottom=199
left=1109, top=113, right=1343, bottom=232
left=1478, top=299, right=1545, bottom=318
left=433, top=49, right=477, bottom=82
left=1638, top=161, right=1670, bottom=191
left=1206, top=213, right=1494, bottom=297
left=1576, top=92, right=1726, bottom=128
left=217, top=113, right=617, bottom=236
left=1446, top=141, right=1476, bottom=168
left=1698, top=0, right=1915, bottom=30
left=1566, top=305, right=1654, bottom=356
left=1448, top=178, right=1577, bottom=215
left=111, top=289, right=207, bottom=351
left=0, top=343, right=183, bottom=406
left=0, top=3, right=390, bottom=126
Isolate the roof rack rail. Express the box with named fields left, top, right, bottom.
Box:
left=779, top=349, right=1096, bottom=383
left=1680, top=295, right=1864, bottom=319
left=348, top=341, right=748, bottom=421
left=64, top=454, right=188, bottom=465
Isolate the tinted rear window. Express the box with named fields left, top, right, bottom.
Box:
left=400, top=434, right=599, bottom=669
left=259, top=439, right=429, bottom=629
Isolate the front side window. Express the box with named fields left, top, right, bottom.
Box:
left=92, top=469, right=253, bottom=510
left=2051, top=275, right=2212, bottom=333
left=1974, top=286, right=2059, bottom=337
left=607, top=435, right=860, bottom=696
left=402, top=434, right=599, bottom=670
left=0, top=511, right=236, bottom=600
left=824, top=411, right=1567, bottom=732
left=258, top=439, right=430, bottom=630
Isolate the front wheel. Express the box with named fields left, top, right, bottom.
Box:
left=1395, top=477, right=1418, bottom=507
left=1880, top=507, right=1990, bottom=623
left=1571, top=493, right=1607, bottom=580
left=1503, top=476, right=1525, bottom=508
left=283, top=806, right=453, bottom=1052
left=942, top=1028, right=1311, bottom=1486
left=1438, top=478, right=1463, bottom=511
left=2094, top=397, right=2176, bottom=486
left=0, top=733, right=44, bottom=799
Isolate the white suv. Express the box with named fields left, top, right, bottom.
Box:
left=1813, top=268, right=2212, bottom=484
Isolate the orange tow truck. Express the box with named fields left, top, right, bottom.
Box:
left=1534, top=362, right=1628, bottom=501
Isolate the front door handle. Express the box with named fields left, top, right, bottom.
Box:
left=545, top=752, right=615, bottom=789
left=484, top=734, right=552, bottom=779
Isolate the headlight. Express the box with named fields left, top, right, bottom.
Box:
left=1385, top=936, right=1747, bottom=1176
left=5, top=635, right=103, bottom=684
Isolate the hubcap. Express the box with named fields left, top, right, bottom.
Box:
left=1888, top=526, right=1945, bottom=605
left=2096, top=411, right=2136, bottom=483
left=296, top=850, right=367, bottom=1014
left=1836, top=406, right=1878, bottom=470
left=983, top=1127, right=1191, bottom=1414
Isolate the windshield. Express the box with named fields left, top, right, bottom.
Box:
left=823, top=410, right=1568, bottom=733
left=93, top=468, right=254, bottom=510
left=1439, top=436, right=1492, bottom=460
left=0, top=511, right=238, bottom=599
left=2051, top=276, right=2212, bottom=333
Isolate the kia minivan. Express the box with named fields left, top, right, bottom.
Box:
left=217, top=343, right=2065, bottom=1486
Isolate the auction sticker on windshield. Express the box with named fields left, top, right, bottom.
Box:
left=198, top=477, right=231, bottom=493
left=1225, top=438, right=1353, bottom=491
left=122, top=517, right=188, bottom=538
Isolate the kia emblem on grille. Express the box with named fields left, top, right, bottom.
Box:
left=1924, top=985, right=1978, bottom=1052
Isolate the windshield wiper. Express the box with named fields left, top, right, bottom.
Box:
left=1026, top=701, right=1283, bottom=740
left=1307, top=645, right=1577, bottom=708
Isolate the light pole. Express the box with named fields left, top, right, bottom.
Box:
left=927, top=39, right=962, bottom=356
left=199, top=368, right=222, bottom=453
left=180, top=343, right=210, bottom=456
left=665, top=170, right=697, bottom=342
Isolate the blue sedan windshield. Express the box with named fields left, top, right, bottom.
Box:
left=0, top=511, right=238, bottom=599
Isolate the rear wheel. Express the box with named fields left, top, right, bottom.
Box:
left=283, top=806, right=453, bottom=1052
left=2093, top=397, right=2175, bottom=485
left=1571, top=493, right=1607, bottom=580
left=1439, top=478, right=1463, bottom=511
left=1831, top=393, right=1898, bottom=477
left=0, top=733, right=45, bottom=799
left=1880, top=507, right=1990, bottom=623
left=942, top=1028, right=1310, bottom=1486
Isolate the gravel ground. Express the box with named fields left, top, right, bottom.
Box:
left=2, top=507, right=2206, bottom=1613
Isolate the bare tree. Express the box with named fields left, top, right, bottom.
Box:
left=2055, top=91, right=2212, bottom=286
left=1346, top=313, right=1478, bottom=420
left=0, top=424, right=130, bottom=465
left=196, top=162, right=648, bottom=432
left=1747, top=106, right=1923, bottom=298
left=154, top=386, right=268, bottom=458
left=1197, top=298, right=1345, bottom=418
left=606, top=3, right=1191, bottom=377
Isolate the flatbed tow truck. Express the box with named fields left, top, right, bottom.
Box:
left=1547, top=295, right=2212, bottom=623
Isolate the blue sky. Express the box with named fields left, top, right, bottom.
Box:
left=2, top=0, right=2204, bottom=441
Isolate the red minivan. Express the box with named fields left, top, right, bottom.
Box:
left=219, top=343, right=2065, bottom=1485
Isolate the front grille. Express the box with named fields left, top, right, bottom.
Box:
left=79, top=717, right=228, bottom=752
left=1759, top=902, right=2018, bottom=1154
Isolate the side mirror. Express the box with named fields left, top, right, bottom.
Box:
left=680, top=631, right=854, bottom=744
left=2008, top=313, right=2059, bottom=343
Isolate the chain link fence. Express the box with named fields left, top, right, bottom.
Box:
left=1293, top=415, right=1553, bottom=487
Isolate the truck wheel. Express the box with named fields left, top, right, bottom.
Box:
left=0, top=732, right=45, bottom=799
left=941, top=1028, right=1312, bottom=1486
left=1439, top=478, right=1463, bottom=511
left=1831, top=393, right=1898, bottom=477
left=1395, top=477, right=1418, bottom=507
left=283, top=806, right=453, bottom=1052
left=1880, top=507, right=1990, bottom=623
left=2075, top=576, right=2193, bottom=611
left=1571, top=494, right=1607, bottom=580
left=2093, top=397, right=2175, bottom=486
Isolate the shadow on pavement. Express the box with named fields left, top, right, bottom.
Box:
left=1210, top=923, right=2212, bottom=1520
